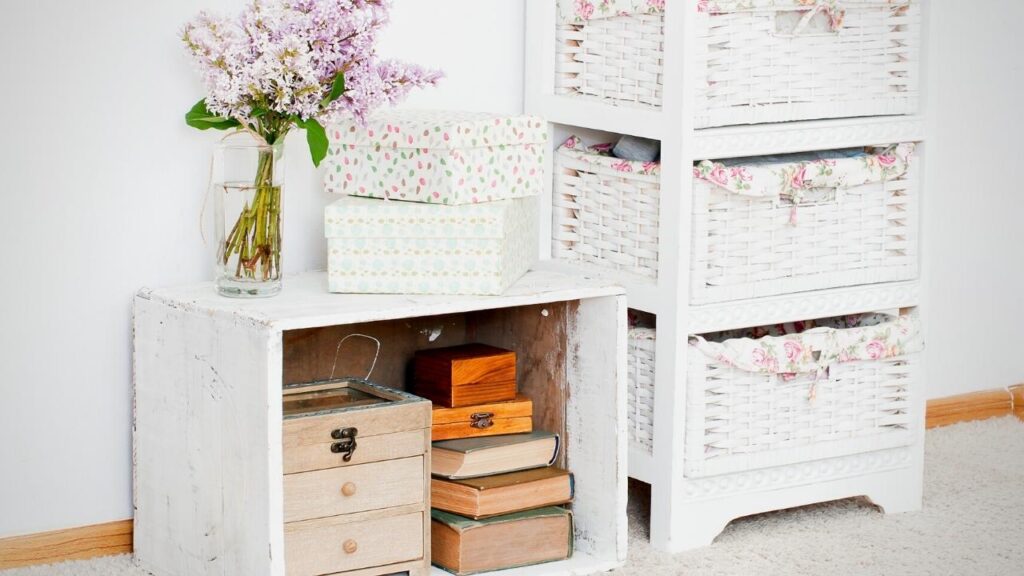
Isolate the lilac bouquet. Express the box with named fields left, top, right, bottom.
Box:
left=181, top=0, right=441, bottom=292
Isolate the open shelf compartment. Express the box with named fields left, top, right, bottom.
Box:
left=133, top=270, right=627, bottom=576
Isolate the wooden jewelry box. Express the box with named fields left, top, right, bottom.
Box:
left=431, top=395, right=534, bottom=441
left=282, top=378, right=431, bottom=576
left=412, top=344, right=517, bottom=408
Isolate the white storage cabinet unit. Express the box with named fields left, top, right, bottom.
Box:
left=133, top=270, right=627, bottom=576
left=528, top=0, right=926, bottom=553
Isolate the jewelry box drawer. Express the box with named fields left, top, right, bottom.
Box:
left=282, top=379, right=430, bottom=475
left=284, top=456, right=424, bottom=523
left=285, top=511, right=423, bottom=576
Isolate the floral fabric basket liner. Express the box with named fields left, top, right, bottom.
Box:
left=693, top=143, right=916, bottom=205
left=559, top=135, right=914, bottom=206
left=558, top=135, right=661, bottom=177
left=691, top=312, right=922, bottom=377
left=558, top=0, right=906, bottom=26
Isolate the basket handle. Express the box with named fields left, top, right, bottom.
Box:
left=773, top=2, right=846, bottom=37
left=778, top=186, right=844, bottom=226
left=329, top=334, right=382, bottom=381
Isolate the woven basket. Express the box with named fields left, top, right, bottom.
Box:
left=555, top=1, right=920, bottom=127
left=628, top=327, right=657, bottom=453
left=555, top=13, right=664, bottom=108
left=685, top=313, right=921, bottom=478
left=553, top=140, right=661, bottom=280
left=691, top=149, right=920, bottom=304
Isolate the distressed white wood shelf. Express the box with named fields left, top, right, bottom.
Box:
left=534, top=259, right=661, bottom=315
left=691, top=116, right=927, bottom=160
left=526, top=0, right=928, bottom=554
left=527, top=93, right=667, bottom=141
left=688, top=281, right=922, bottom=334
left=133, top=269, right=628, bottom=576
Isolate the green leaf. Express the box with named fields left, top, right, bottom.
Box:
left=321, top=71, right=346, bottom=107
left=299, top=118, right=329, bottom=167
left=185, top=98, right=240, bottom=131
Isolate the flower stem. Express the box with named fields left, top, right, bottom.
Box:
left=222, top=147, right=281, bottom=282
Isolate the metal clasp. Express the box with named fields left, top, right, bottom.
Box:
left=330, top=427, right=358, bottom=462
left=470, top=412, right=495, bottom=430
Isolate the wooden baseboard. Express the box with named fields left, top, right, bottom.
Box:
left=1011, top=385, right=1024, bottom=421
left=1, top=388, right=1021, bottom=569
left=0, top=520, right=132, bottom=570
left=926, top=386, right=1024, bottom=429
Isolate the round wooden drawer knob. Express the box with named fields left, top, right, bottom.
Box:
left=341, top=482, right=357, bottom=497
left=343, top=539, right=358, bottom=554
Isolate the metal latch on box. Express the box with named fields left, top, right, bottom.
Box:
left=470, top=412, right=495, bottom=429
left=330, top=427, right=358, bottom=461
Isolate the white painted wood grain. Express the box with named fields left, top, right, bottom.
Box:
left=141, top=270, right=623, bottom=331
left=565, top=295, right=629, bottom=565
left=133, top=295, right=282, bottom=576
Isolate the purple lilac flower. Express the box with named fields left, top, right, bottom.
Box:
left=182, top=0, right=441, bottom=127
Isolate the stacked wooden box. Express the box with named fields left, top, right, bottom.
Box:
left=411, top=344, right=575, bottom=575
left=281, top=379, right=432, bottom=576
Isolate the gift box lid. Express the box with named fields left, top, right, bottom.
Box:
left=329, top=109, right=547, bottom=150
left=325, top=196, right=535, bottom=240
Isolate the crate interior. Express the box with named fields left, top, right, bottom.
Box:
left=283, top=302, right=576, bottom=465
left=280, top=297, right=624, bottom=571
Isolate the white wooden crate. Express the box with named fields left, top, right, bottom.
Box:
left=133, top=270, right=627, bottom=576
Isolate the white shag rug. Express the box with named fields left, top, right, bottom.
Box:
left=5, top=417, right=1023, bottom=576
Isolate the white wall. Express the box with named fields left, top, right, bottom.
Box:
left=923, top=0, right=1024, bottom=398
left=0, top=0, right=524, bottom=538
left=1, top=0, right=1022, bottom=540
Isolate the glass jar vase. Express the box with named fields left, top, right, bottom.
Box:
left=214, top=137, right=284, bottom=298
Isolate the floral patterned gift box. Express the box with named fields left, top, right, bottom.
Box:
left=325, top=110, right=547, bottom=205
left=324, top=196, right=538, bottom=295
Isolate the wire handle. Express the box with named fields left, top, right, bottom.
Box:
left=329, top=334, right=382, bottom=381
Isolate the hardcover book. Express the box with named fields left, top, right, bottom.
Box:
left=432, top=467, right=574, bottom=519
left=431, top=431, right=559, bottom=479
left=431, top=507, right=573, bottom=575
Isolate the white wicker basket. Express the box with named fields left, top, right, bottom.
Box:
left=685, top=312, right=922, bottom=477
left=555, top=1, right=920, bottom=127
left=691, top=146, right=920, bottom=304
left=553, top=138, right=661, bottom=280
left=628, top=327, right=657, bottom=453
left=625, top=313, right=922, bottom=473
left=555, top=12, right=664, bottom=108
left=555, top=139, right=919, bottom=297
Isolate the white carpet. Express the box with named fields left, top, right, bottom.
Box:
left=5, top=417, right=1023, bottom=576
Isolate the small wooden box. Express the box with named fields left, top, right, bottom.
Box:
left=282, top=379, right=431, bottom=576
left=431, top=395, right=534, bottom=441
left=412, top=344, right=517, bottom=408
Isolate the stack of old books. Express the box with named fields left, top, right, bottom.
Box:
left=412, top=344, right=574, bottom=575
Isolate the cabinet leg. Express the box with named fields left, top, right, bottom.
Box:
left=864, top=455, right=924, bottom=515
left=668, top=500, right=734, bottom=553
left=864, top=479, right=923, bottom=515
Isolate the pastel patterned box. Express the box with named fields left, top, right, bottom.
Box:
left=324, top=196, right=538, bottom=295
left=325, top=110, right=547, bottom=205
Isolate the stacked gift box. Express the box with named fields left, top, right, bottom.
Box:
left=323, top=109, right=547, bottom=296
left=411, top=344, right=574, bottom=575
